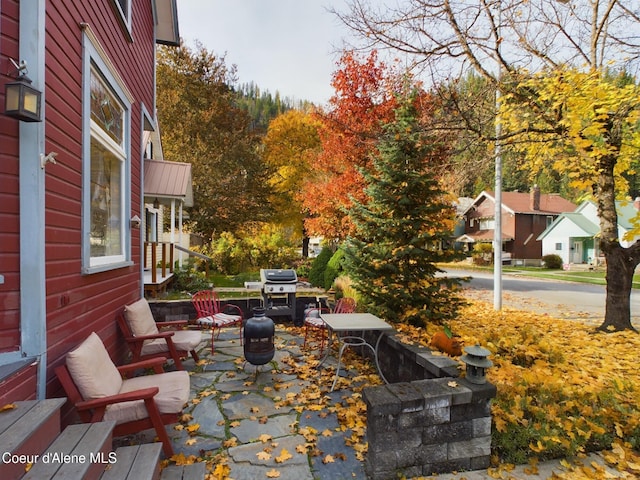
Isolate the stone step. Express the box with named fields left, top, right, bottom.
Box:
left=100, top=443, right=163, bottom=480
left=160, top=462, right=207, bottom=480
left=22, top=421, right=115, bottom=480
left=0, top=398, right=66, bottom=480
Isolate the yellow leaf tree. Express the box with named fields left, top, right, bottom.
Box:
left=337, top=0, right=640, bottom=331
left=500, top=67, right=640, bottom=332
left=262, top=110, right=321, bottom=256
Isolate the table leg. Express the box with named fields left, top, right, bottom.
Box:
left=317, top=327, right=334, bottom=368
left=373, top=331, right=389, bottom=385
left=330, top=334, right=380, bottom=391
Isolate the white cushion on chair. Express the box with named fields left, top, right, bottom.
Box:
left=196, top=315, right=214, bottom=326
left=141, top=330, right=202, bottom=355
left=197, top=313, right=240, bottom=327
left=124, top=298, right=159, bottom=337
left=66, top=332, right=123, bottom=400
left=104, top=370, right=190, bottom=424
left=213, top=313, right=241, bottom=326
left=304, top=316, right=326, bottom=328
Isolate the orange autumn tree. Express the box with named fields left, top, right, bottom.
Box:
left=302, top=51, right=402, bottom=239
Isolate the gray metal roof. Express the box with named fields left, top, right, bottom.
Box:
left=144, top=159, right=193, bottom=207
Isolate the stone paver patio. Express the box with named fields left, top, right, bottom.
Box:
left=114, top=325, right=377, bottom=479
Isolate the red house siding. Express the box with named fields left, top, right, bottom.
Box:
left=0, top=0, right=20, bottom=354
left=0, top=0, right=158, bottom=402
left=0, top=362, right=37, bottom=404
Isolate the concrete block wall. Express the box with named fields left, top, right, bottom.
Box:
left=363, top=378, right=497, bottom=479
left=366, top=331, right=461, bottom=383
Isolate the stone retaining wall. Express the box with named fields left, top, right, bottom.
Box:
left=363, top=377, right=496, bottom=479
left=359, top=331, right=496, bottom=479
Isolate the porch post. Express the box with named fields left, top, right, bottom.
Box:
left=19, top=0, right=47, bottom=399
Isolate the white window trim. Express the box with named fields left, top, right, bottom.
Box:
left=479, top=218, right=495, bottom=231
left=81, top=32, right=133, bottom=274
left=111, top=0, right=133, bottom=41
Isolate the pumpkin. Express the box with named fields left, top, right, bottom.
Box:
left=430, top=331, right=463, bottom=356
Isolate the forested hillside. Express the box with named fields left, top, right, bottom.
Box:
left=235, top=82, right=314, bottom=133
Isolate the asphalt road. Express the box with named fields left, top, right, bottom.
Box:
left=444, top=268, right=640, bottom=326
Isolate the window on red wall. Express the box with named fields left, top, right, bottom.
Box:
left=111, top=0, right=132, bottom=38
left=81, top=32, right=132, bottom=274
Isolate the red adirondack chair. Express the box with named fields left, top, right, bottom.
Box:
left=55, top=332, right=189, bottom=457
left=118, top=297, right=201, bottom=370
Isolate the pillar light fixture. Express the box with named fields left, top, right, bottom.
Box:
left=4, top=59, right=42, bottom=122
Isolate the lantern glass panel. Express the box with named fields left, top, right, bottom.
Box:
left=5, top=85, right=20, bottom=111
left=23, top=90, right=39, bottom=115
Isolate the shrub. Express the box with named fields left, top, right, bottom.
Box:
left=333, top=275, right=358, bottom=302
left=309, top=246, right=333, bottom=288
left=204, top=227, right=300, bottom=274
left=542, top=254, right=563, bottom=269
left=292, top=257, right=312, bottom=280
left=170, top=261, right=212, bottom=293
left=324, top=248, right=346, bottom=290
left=472, top=242, right=493, bottom=266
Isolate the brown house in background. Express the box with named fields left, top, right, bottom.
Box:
left=458, top=186, right=576, bottom=263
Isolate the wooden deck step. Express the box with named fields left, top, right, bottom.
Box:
left=0, top=398, right=66, bottom=480
left=100, top=443, right=162, bottom=480
left=160, top=462, right=206, bottom=480
left=22, top=421, right=115, bottom=480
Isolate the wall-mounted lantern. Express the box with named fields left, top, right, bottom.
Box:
left=4, top=59, right=42, bottom=122
left=461, top=344, right=493, bottom=384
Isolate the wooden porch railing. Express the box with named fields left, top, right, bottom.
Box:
left=144, top=241, right=174, bottom=284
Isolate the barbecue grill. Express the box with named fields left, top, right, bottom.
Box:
left=260, top=269, right=297, bottom=320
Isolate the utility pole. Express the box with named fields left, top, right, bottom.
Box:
left=493, top=1, right=503, bottom=311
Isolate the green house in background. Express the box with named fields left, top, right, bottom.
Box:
left=538, top=199, right=640, bottom=267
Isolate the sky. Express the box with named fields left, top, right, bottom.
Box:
left=176, top=0, right=358, bottom=106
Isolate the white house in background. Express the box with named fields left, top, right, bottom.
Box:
left=538, top=199, right=640, bottom=266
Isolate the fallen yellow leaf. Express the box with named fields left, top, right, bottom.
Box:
left=186, top=423, right=200, bottom=434
left=275, top=448, right=293, bottom=463
left=213, top=463, right=230, bottom=478
left=256, top=451, right=271, bottom=460
left=223, top=437, right=238, bottom=448
left=266, top=469, right=281, bottom=478
left=1, top=403, right=17, bottom=412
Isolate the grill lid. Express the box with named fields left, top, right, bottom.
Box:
left=260, top=269, right=297, bottom=284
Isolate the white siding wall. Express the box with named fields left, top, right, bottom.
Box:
left=541, top=237, right=571, bottom=265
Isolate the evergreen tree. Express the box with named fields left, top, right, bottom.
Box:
left=344, top=94, right=466, bottom=326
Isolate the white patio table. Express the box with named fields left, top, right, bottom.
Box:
left=318, top=312, right=394, bottom=391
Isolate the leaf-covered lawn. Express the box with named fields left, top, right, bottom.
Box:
left=397, top=299, right=640, bottom=477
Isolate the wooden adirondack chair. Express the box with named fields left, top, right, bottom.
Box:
left=118, top=297, right=201, bottom=370
left=191, top=290, right=244, bottom=353
left=55, top=332, right=190, bottom=456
